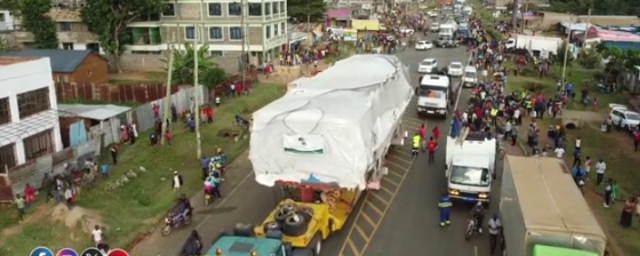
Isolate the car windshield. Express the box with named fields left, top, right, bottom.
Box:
left=464, top=71, right=476, bottom=78
left=450, top=64, right=462, bottom=69
left=627, top=113, right=640, bottom=120
left=421, top=60, right=436, bottom=65
left=450, top=166, right=490, bottom=186
left=419, top=86, right=447, bottom=99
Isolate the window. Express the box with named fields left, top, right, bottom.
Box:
left=62, top=43, right=73, bottom=50
left=281, top=22, right=285, bottom=33
left=228, top=3, right=241, bottom=16
left=274, top=24, right=278, bottom=36
left=17, top=87, right=50, bottom=119
left=280, top=2, right=285, bottom=13
left=273, top=1, right=279, bottom=14
left=208, top=3, right=222, bottom=16
left=0, top=98, right=10, bottom=125
left=163, top=3, right=176, bottom=16
left=23, top=130, right=53, bottom=161
left=208, top=26, right=223, bottom=40
left=210, top=51, right=223, bottom=56
left=266, top=26, right=271, bottom=39
left=86, top=43, right=100, bottom=52
left=265, top=3, right=271, bottom=15
left=0, top=144, right=16, bottom=170
left=184, top=26, right=197, bottom=40
left=229, top=27, right=242, bottom=40
left=248, top=3, right=262, bottom=16
left=60, top=22, right=71, bottom=32
left=0, top=13, right=6, bottom=22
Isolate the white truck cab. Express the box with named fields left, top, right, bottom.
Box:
left=446, top=126, right=496, bottom=205
left=417, top=75, right=450, bottom=117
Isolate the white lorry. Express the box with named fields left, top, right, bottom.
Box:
left=505, top=35, right=563, bottom=55
left=501, top=156, right=607, bottom=256
left=445, top=126, right=496, bottom=204
left=416, top=75, right=450, bottom=117
left=250, top=54, right=414, bottom=190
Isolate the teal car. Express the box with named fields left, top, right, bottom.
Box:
left=208, top=236, right=312, bottom=256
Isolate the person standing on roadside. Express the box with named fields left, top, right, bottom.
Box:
left=595, top=159, right=607, bottom=185
left=427, top=137, right=438, bottom=163
left=488, top=214, right=501, bottom=254
left=110, top=144, right=119, bottom=165
left=14, top=194, right=26, bottom=222
left=419, top=124, right=426, bottom=153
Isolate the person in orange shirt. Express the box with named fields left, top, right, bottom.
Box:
left=427, top=137, right=438, bottom=163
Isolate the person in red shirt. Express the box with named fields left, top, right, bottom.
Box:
left=165, top=131, right=173, bottom=146
left=236, top=83, right=243, bottom=96
left=427, top=137, right=438, bottom=163
left=634, top=130, right=640, bottom=151
left=24, top=183, right=35, bottom=203
left=152, top=103, right=160, bottom=118
left=206, top=107, right=214, bottom=123
left=432, top=126, right=440, bottom=141
left=418, top=124, right=426, bottom=152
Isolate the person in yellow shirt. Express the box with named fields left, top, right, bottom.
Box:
left=412, top=133, right=420, bottom=157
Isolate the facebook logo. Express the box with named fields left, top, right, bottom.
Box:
left=30, top=247, right=54, bottom=256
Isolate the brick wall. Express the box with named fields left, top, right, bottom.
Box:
left=118, top=53, right=243, bottom=74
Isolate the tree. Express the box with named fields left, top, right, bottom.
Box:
left=556, top=42, right=575, bottom=66
left=577, top=48, right=602, bottom=69
left=287, top=0, right=327, bottom=23
left=602, top=47, right=626, bottom=81
left=164, top=44, right=226, bottom=87
left=80, top=0, right=166, bottom=73
left=20, top=0, right=58, bottom=49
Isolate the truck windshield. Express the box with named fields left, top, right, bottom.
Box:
left=450, top=166, right=490, bottom=186
left=419, top=86, right=447, bottom=98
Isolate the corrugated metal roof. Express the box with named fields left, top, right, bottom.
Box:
left=2, top=50, right=96, bottom=73
left=57, top=104, right=131, bottom=120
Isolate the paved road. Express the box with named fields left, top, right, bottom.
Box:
left=130, top=32, right=502, bottom=256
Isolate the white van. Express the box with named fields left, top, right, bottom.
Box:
left=416, top=75, right=450, bottom=118
left=462, top=65, right=478, bottom=87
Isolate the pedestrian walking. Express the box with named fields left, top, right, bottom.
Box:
left=438, top=193, right=452, bottom=227
left=110, top=144, right=119, bottom=165
left=488, top=214, right=502, bottom=254
left=172, top=171, right=184, bottom=194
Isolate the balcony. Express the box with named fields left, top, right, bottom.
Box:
left=129, top=27, right=162, bottom=45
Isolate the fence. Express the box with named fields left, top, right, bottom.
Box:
left=131, top=86, right=209, bottom=132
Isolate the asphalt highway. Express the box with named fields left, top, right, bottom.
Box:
left=130, top=31, right=503, bottom=256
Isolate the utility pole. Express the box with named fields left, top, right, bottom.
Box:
left=582, top=8, right=592, bottom=49
left=194, top=38, right=201, bottom=159
left=561, top=15, right=574, bottom=83
left=520, top=0, right=529, bottom=32
left=511, top=0, right=520, bottom=32
left=240, top=0, right=247, bottom=87
left=161, top=34, right=175, bottom=145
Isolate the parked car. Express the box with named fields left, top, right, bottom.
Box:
left=609, top=104, right=640, bottom=131
left=415, top=41, right=434, bottom=51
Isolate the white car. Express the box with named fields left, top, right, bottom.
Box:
left=427, top=11, right=438, bottom=17
left=430, top=23, right=440, bottom=32
left=462, top=65, right=478, bottom=87
left=415, top=41, right=433, bottom=51
left=609, top=104, right=640, bottom=130
left=398, top=27, right=414, bottom=34
left=447, top=62, right=464, bottom=76
left=418, top=58, right=438, bottom=74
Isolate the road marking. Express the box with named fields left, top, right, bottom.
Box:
left=474, top=246, right=478, bottom=256
left=382, top=176, right=400, bottom=187
left=346, top=240, right=361, bottom=256
left=338, top=148, right=415, bottom=256
left=403, top=116, right=425, bottom=125
left=392, top=148, right=413, bottom=156
left=453, top=52, right=474, bottom=112
left=195, top=170, right=253, bottom=229
left=366, top=201, right=384, bottom=216
left=388, top=154, right=412, bottom=164
left=379, top=186, right=394, bottom=196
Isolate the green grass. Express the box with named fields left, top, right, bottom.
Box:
left=504, top=61, right=639, bottom=256
left=0, top=83, right=286, bottom=255
left=109, top=72, right=166, bottom=85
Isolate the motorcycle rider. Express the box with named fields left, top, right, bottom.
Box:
left=174, top=194, right=192, bottom=223
left=470, top=201, right=485, bottom=234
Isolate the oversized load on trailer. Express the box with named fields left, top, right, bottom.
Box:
left=250, top=54, right=413, bottom=190
left=500, top=156, right=607, bottom=256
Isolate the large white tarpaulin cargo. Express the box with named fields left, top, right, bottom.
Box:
left=249, top=55, right=413, bottom=189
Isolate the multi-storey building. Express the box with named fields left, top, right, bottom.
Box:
left=0, top=57, right=63, bottom=169
left=12, top=8, right=102, bottom=53
left=128, top=0, right=289, bottom=66
left=0, top=10, right=16, bottom=31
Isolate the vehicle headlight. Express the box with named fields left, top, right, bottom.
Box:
left=479, top=193, right=488, bottom=198
left=449, top=189, right=459, bottom=195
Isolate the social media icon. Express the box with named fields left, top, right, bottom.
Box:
left=107, top=249, right=129, bottom=256
left=80, top=247, right=103, bottom=256
left=30, top=247, right=53, bottom=256
left=56, top=248, right=79, bottom=256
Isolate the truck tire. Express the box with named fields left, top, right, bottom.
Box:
left=296, top=207, right=314, bottom=223
left=310, top=234, right=322, bottom=255
left=282, top=213, right=308, bottom=237
left=275, top=206, right=295, bottom=223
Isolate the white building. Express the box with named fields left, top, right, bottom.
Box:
left=0, top=57, right=63, bottom=170
left=0, top=9, right=16, bottom=31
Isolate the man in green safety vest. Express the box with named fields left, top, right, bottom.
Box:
left=490, top=108, right=498, bottom=125
left=412, top=133, right=420, bottom=158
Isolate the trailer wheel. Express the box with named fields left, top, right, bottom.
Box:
left=291, top=248, right=313, bottom=256
left=310, top=234, right=322, bottom=255
left=275, top=207, right=294, bottom=223
left=281, top=203, right=298, bottom=213
left=282, top=213, right=308, bottom=237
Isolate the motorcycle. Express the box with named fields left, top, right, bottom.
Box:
left=162, top=207, right=193, bottom=236
left=464, top=217, right=479, bottom=240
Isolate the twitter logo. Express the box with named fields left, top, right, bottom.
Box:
left=30, top=247, right=53, bottom=256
